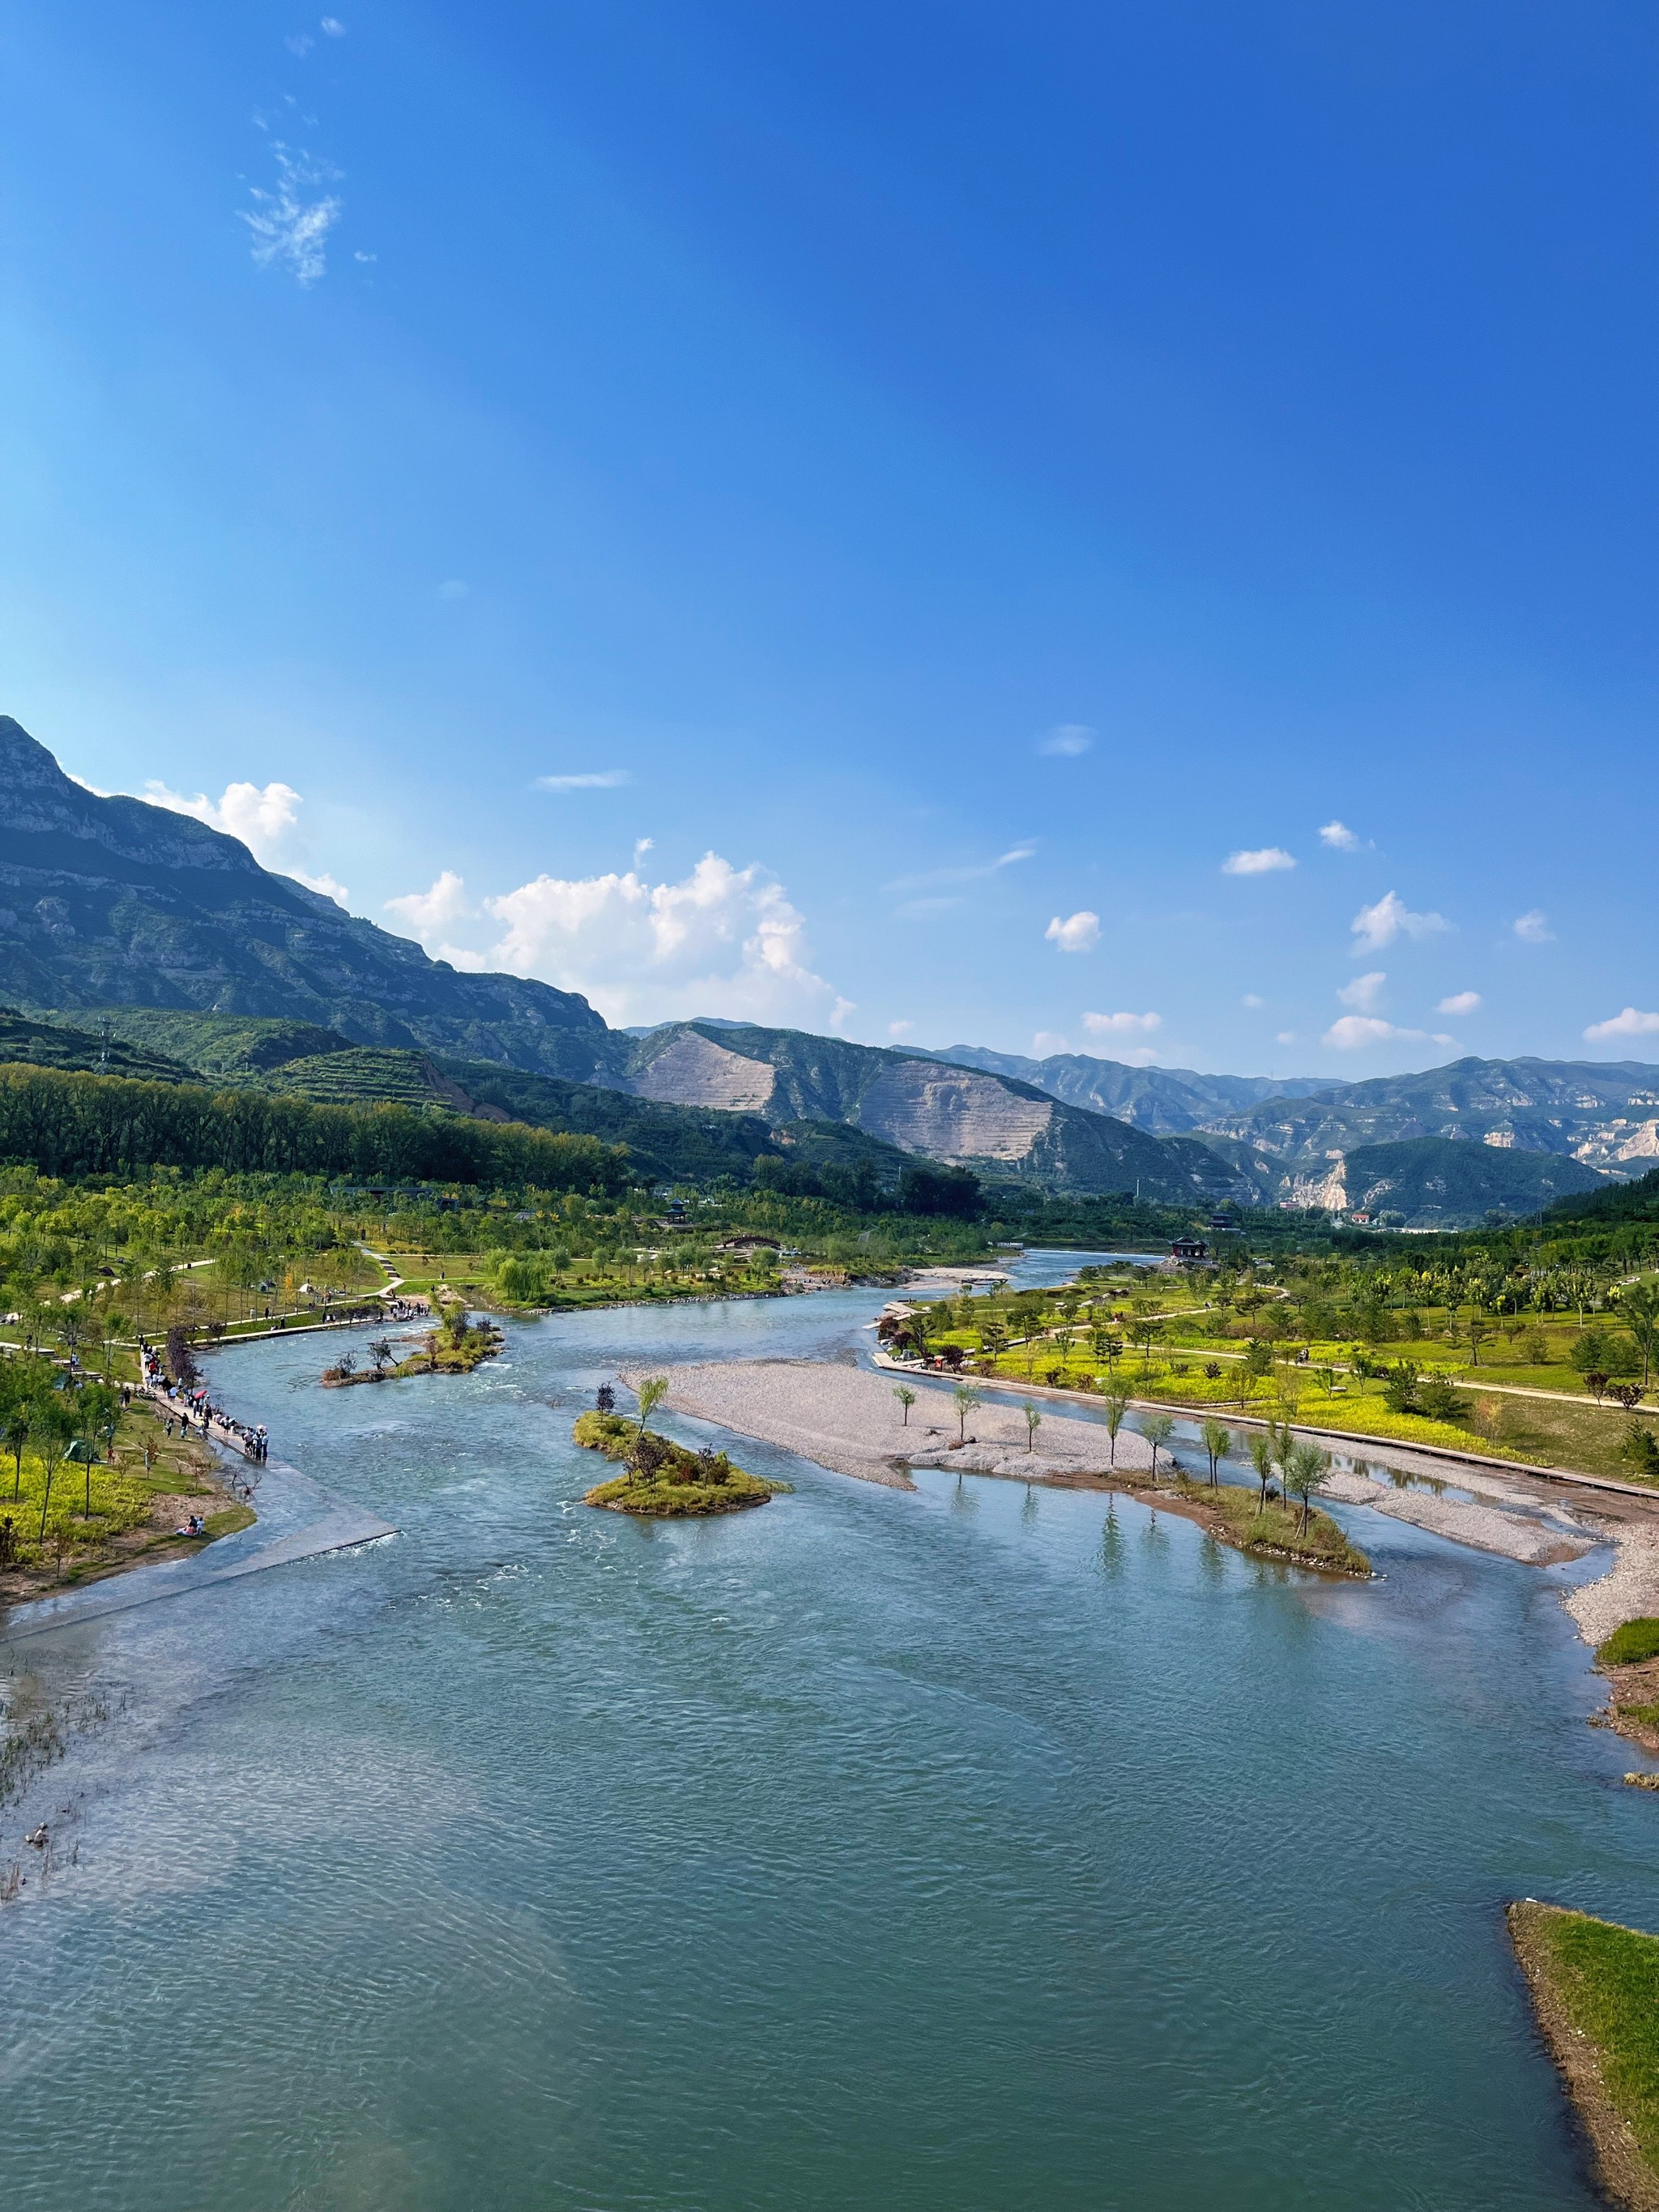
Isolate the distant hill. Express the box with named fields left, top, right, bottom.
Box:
left=928, top=1046, right=1328, bottom=1132
left=0, top=1005, right=197, bottom=1083
left=0, top=717, right=613, bottom=1078
left=1543, top=1165, right=1659, bottom=1227
left=612, top=1021, right=1257, bottom=1202
left=1210, top=1057, right=1659, bottom=1173
left=1337, top=1138, right=1606, bottom=1228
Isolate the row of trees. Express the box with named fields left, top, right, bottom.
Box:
left=0, top=1064, right=628, bottom=1194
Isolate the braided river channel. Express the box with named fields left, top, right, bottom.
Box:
left=2, top=1253, right=1656, bottom=2210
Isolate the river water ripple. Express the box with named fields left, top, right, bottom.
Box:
left=0, top=1256, right=1651, bottom=2210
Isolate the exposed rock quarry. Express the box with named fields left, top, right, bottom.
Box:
left=631, top=1028, right=778, bottom=1112
left=855, top=1061, right=1055, bottom=1162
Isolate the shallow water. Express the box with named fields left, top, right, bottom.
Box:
left=1, top=1258, right=1652, bottom=2210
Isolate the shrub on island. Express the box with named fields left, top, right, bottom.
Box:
left=573, top=1409, right=785, bottom=1516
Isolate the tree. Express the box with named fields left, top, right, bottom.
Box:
left=1142, top=1411, right=1175, bottom=1478
left=1247, top=1430, right=1277, bottom=1514
left=369, top=1338, right=394, bottom=1375
left=1609, top=1381, right=1645, bottom=1413
left=1283, top=1441, right=1329, bottom=1535
left=952, top=1383, right=983, bottom=1443
left=1021, top=1402, right=1041, bottom=1454
left=32, top=1399, right=75, bottom=1544
left=1200, top=1417, right=1231, bottom=1487
left=634, top=1375, right=670, bottom=1437
left=893, top=1384, right=917, bottom=1427
left=1101, top=1389, right=1131, bottom=1467
left=1618, top=1280, right=1659, bottom=1389
left=1240, top=1339, right=1275, bottom=1403
left=1465, top=1311, right=1492, bottom=1365
left=1132, top=1317, right=1164, bottom=1374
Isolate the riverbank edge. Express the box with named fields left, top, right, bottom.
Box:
left=872, top=1354, right=1659, bottom=1503
left=1508, top=1901, right=1659, bottom=2212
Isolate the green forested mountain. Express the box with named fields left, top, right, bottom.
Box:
left=0, top=717, right=612, bottom=1077
left=1339, top=1136, right=1605, bottom=1228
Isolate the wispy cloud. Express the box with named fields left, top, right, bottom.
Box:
left=887, top=1019, right=915, bottom=1040
left=241, top=145, right=343, bottom=285
left=1512, top=908, right=1554, bottom=944
left=1322, top=1014, right=1455, bottom=1050
left=1241, top=993, right=1265, bottom=1009
left=1222, top=846, right=1296, bottom=876
left=1044, top=910, right=1100, bottom=954
left=1584, top=1006, right=1659, bottom=1042
left=1038, top=723, right=1094, bottom=758
left=1350, top=890, right=1448, bottom=953
left=1337, top=970, right=1387, bottom=1013
left=322, top=15, right=347, bottom=32
left=1438, top=990, right=1481, bottom=1016
left=535, top=769, right=632, bottom=792
left=885, top=843, right=1034, bottom=894
left=1083, top=1010, right=1161, bottom=1039
left=1318, top=819, right=1361, bottom=851
left=437, top=579, right=469, bottom=600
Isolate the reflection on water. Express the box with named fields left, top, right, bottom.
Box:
left=0, top=1255, right=1648, bottom=2212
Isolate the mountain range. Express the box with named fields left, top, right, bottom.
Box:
left=0, top=715, right=1646, bottom=1224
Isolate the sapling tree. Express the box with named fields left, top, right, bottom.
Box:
left=893, top=1384, right=917, bottom=1427
left=634, top=1375, right=669, bottom=1437
left=1101, top=1389, right=1131, bottom=1467
left=952, top=1383, right=983, bottom=1442
left=1200, top=1417, right=1231, bottom=1487
left=1284, top=1441, right=1330, bottom=1535
left=1247, top=1430, right=1277, bottom=1514
left=1142, top=1411, right=1175, bottom=1479
left=1021, top=1403, right=1041, bottom=1454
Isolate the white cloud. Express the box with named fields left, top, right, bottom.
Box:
left=1319, top=820, right=1360, bottom=851
left=1032, top=1031, right=1070, bottom=1057
left=143, top=774, right=349, bottom=904
left=1322, top=1014, right=1456, bottom=1051
left=414, top=850, right=854, bottom=1028
left=1512, top=908, right=1554, bottom=944
left=1045, top=909, right=1100, bottom=954
left=1438, top=990, right=1482, bottom=1016
left=1337, top=970, right=1388, bottom=1014
left=1276, top=1031, right=1297, bottom=1044
left=285, top=32, right=315, bottom=56
left=385, top=869, right=472, bottom=937
left=1241, top=993, right=1265, bottom=1009
left=887, top=1019, right=915, bottom=1040
left=322, top=15, right=346, bottom=32
left=1222, top=847, right=1296, bottom=876
left=1323, top=1015, right=1422, bottom=1050
left=1584, top=1007, right=1659, bottom=1043
left=1350, top=890, right=1448, bottom=953
left=1082, top=1010, right=1162, bottom=1041
left=437, top=579, right=469, bottom=600
left=1038, top=724, right=1094, bottom=758
left=241, top=145, right=343, bottom=286
left=536, top=769, right=631, bottom=792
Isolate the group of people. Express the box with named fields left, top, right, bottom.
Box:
left=137, top=1341, right=269, bottom=1463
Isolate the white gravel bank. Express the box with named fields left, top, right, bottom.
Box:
left=616, top=1359, right=1155, bottom=1488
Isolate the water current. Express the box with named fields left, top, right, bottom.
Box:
left=2, top=1253, right=1654, bottom=2210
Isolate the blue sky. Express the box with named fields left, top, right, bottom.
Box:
left=3, top=2, right=1657, bottom=1072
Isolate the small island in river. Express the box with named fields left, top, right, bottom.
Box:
left=574, top=1403, right=786, bottom=1517
left=323, top=1306, right=502, bottom=1386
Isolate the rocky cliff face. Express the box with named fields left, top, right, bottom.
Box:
left=0, top=719, right=612, bottom=1078
left=630, top=1028, right=778, bottom=1112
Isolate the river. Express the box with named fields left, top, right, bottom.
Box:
left=1, top=1255, right=1653, bottom=2210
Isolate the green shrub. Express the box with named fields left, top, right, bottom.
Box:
left=1598, top=1618, right=1659, bottom=1669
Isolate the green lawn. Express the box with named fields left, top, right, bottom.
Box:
left=1511, top=1902, right=1659, bottom=2194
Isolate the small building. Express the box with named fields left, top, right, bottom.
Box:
left=719, top=1234, right=781, bottom=1253
left=1170, top=1234, right=1209, bottom=1266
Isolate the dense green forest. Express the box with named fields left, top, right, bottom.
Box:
left=0, top=1064, right=627, bottom=1193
